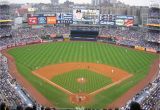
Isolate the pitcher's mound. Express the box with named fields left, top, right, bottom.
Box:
left=77, top=78, right=87, bottom=84
left=70, top=93, right=90, bottom=105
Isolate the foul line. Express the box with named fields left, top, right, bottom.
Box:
left=89, top=74, right=133, bottom=95
left=32, top=72, right=133, bottom=96
left=32, top=72, right=73, bottom=95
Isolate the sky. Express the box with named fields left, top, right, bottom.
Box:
left=2, top=0, right=159, bottom=6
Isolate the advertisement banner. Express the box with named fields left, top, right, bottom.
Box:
left=28, top=8, right=36, bottom=12
left=47, top=16, right=56, bottom=24
left=100, top=21, right=115, bottom=25
left=116, top=15, right=134, bottom=19
left=115, top=15, right=134, bottom=27
left=28, top=17, right=38, bottom=25
left=135, top=46, right=145, bottom=51
left=38, top=16, right=47, bottom=24
left=116, top=19, right=124, bottom=26
left=146, top=48, right=157, bottom=53
left=0, top=20, right=12, bottom=23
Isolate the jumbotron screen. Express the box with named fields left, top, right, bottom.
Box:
left=115, top=15, right=134, bottom=27
left=73, top=9, right=100, bottom=24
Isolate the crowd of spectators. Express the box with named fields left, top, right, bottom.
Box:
left=100, top=28, right=144, bottom=41
left=145, top=31, right=160, bottom=43
left=148, top=18, right=160, bottom=24
left=0, top=26, right=71, bottom=50
left=0, top=26, right=160, bottom=110
left=0, top=36, right=42, bottom=51
left=0, top=27, right=12, bottom=37
left=99, top=27, right=160, bottom=51
left=0, top=26, right=159, bottom=51
left=0, top=54, right=34, bottom=109
left=122, top=70, right=160, bottom=110
left=0, top=15, right=10, bottom=20
left=0, top=25, right=159, bottom=51
left=12, top=27, right=70, bottom=38
left=149, top=10, right=160, bottom=18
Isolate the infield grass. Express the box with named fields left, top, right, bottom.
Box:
left=52, top=69, right=112, bottom=93
left=8, top=41, right=159, bottom=108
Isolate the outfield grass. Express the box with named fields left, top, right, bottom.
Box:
left=8, top=41, right=158, bottom=108
left=52, top=69, right=112, bottom=93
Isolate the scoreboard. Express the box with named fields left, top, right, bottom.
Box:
left=100, top=14, right=115, bottom=25
left=73, top=9, right=100, bottom=24
left=56, top=13, right=73, bottom=24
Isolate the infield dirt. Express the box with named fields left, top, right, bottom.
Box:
left=32, top=62, right=132, bottom=105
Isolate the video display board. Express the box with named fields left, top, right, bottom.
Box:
left=28, top=15, right=56, bottom=25
left=124, top=19, right=134, bottom=27
left=115, top=19, right=124, bottom=26
left=73, top=9, right=100, bottom=24
left=115, top=15, right=134, bottom=27
left=56, top=13, right=73, bottom=24
left=47, top=16, right=57, bottom=24
left=38, top=16, right=47, bottom=24
left=100, top=14, right=115, bottom=25
left=28, top=17, right=38, bottom=25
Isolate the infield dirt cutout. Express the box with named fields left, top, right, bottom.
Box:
left=32, top=62, right=132, bottom=105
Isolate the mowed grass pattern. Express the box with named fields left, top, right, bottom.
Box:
left=8, top=42, right=159, bottom=108
left=52, top=69, right=112, bottom=93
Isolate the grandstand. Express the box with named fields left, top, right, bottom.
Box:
left=145, top=3, right=160, bottom=52
left=0, top=1, right=160, bottom=110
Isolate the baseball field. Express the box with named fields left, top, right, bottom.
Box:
left=7, top=41, right=159, bottom=108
